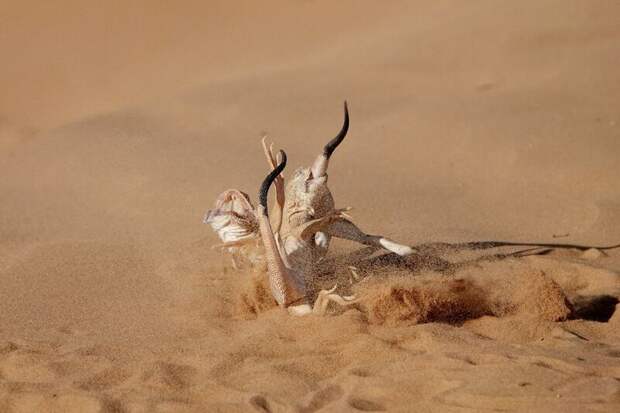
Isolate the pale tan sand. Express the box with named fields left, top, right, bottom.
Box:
left=2, top=1, right=620, bottom=412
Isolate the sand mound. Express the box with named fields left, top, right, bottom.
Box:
left=355, top=276, right=491, bottom=326
left=231, top=254, right=594, bottom=331
left=354, top=259, right=576, bottom=324
left=511, top=270, right=574, bottom=321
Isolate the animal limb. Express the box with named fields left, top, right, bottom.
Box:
left=257, top=150, right=358, bottom=316
left=261, top=136, right=285, bottom=235
left=312, top=284, right=357, bottom=315
left=288, top=209, right=351, bottom=241
left=257, top=150, right=308, bottom=309
left=326, top=217, right=415, bottom=256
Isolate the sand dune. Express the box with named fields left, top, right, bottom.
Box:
left=1, top=1, right=620, bottom=411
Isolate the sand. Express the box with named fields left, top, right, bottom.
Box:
left=2, top=1, right=620, bottom=411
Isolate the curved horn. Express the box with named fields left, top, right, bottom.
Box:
left=323, top=101, right=349, bottom=158
left=311, top=101, right=349, bottom=178
left=259, top=150, right=287, bottom=214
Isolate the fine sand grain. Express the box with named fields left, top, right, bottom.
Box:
left=2, top=1, right=620, bottom=412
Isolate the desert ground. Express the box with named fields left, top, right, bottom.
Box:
left=1, top=1, right=620, bottom=412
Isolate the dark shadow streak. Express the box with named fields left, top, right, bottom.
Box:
left=318, top=245, right=555, bottom=280
left=571, top=295, right=618, bottom=322
left=414, top=240, right=620, bottom=256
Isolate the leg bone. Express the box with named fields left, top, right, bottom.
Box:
left=312, top=284, right=357, bottom=315
left=326, top=217, right=414, bottom=256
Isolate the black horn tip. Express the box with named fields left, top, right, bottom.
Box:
left=258, top=150, right=287, bottom=215
left=323, top=101, right=350, bottom=158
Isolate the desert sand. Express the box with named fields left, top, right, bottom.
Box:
left=1, top=1, right=620, bottom=412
